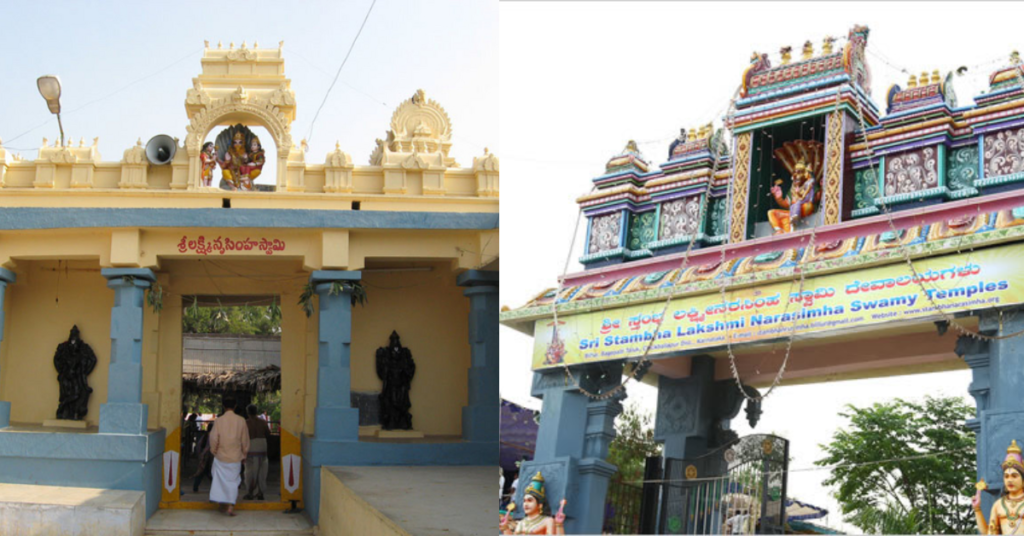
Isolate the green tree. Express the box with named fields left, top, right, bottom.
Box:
left=182, top=301, right=282, bottom=335
left=608, top=402, right=662, bottom=481
left=815, top=396, right=976, bottom=534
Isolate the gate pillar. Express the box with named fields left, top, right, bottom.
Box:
left=0, top=268, right=14, bottom=428
left=655, top=355, right=760, bottom=460
left=516, top=362, right=625, bottom=535
left=957, top=309, right=1024, bottom=515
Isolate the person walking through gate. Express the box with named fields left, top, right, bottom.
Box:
left=243, top=404, right=271, bottom=500
left=209, top=395, right=249, bottom=516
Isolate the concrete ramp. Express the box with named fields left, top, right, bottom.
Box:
left=0, top=483, right=145, bottom=536
left=145, top=509, right=313, bottom=536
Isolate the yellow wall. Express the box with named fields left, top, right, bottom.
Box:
left=1, top=260, right=112, bottom=426
left=350, top=262, right=470, bottom=436
left=0, top=254, right=473, bottom=438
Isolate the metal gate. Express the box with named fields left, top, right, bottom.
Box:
left=639, top=434, right=789, bottom=534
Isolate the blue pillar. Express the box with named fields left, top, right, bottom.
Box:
left=516, top=362, right=625, bottom=534
left=456, top=270, right=498, bottom=442
left=0, top=267, right=15, bottom=428
left=310, top=270, right=362, bottom=441
left=655, top=355, right=757, bottom=461
left=99, top=268, right=154, bottom=435
left=956, top=310, right=1024, bottom=515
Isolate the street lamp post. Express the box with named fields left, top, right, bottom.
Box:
left=36, top=75, right=64, bottom=147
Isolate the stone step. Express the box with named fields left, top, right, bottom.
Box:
left=0, top=483, right=145, bottom=536
left=144, top=509, right=313, bottom=536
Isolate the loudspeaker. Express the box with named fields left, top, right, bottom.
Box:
left=145, top=135, right=177, bottom=165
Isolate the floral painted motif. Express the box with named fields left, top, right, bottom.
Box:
left=588, top=213, right=622, bottom=254
left=854, top=168, right=879, bottom=209
left=984, top=127, right=1024, bottom=178
left=628, top=211, right=657, bottom=250
left=947, top=146, right=979, bottom=190
left=884, top=147, right=938, bottom=196
left=707, top=197, right=727, bottom=237
left=659, top=197, right=701, bottom=240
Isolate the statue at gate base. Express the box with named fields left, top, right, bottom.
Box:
left=974, top=440, right=1024, bottom=534
left=500, top=472, right=566, bottom=534
left=53, top=325, right=97, bottom=421
left=376, top=330, right=415, bottom=430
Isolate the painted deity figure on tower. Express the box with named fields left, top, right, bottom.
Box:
left=500, top=472, right=566, bottom=534
left=53, top=325, right=97, bottom=421
left=376, top=331, right=416, bottom=430
left=768, top=159, right=820, bottom=234
left=768, top=140, right=824, bottom=234
left=974, top=440, right=1024, bottom=534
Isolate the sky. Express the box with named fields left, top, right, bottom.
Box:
left=0, top=0, right=498, bottom=183
left=498, top=2, right=1011, bottom=531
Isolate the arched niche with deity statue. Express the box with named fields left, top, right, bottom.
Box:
left=180, top=41, right=297, bottom=191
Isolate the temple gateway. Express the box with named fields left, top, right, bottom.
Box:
left=0, top=42, right=498, bottom=532
left=501, top=25, right=1024, bottom=534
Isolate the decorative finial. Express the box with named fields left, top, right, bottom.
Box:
left=136, top=138, right=143, bottom=146
left=229, top=42, right=235, bottom=50
left=92, top=137, right=99, bottom=147
left=931, top=70, right=940, bottom=84
left=412, top=89, right=425, bottom=105
left=336, top=141, right=341, bottom=150
left=802, top=40, right=813, bottom=61
left=484, top=147, right=489, bottom=155
left=279, top=40, right=285, bottom=50
left=42, top=137, right=47, bottom=147
left=920, top=71, right=929, bottom=85
left=823, top=36, right=835, bottom=55
left=253, top=41, right=259, bottom=49
left=241, top=41, right=247, bottom=49
left=204, top=40, right=209, bottom=49
left=217, top=41, right=222, bottom=49
left=780, top=46, right=792, bottom=65
left=908, top=74, right=918, bottom=88
left=687, top=129, right=697, bottom=142
left=79, top=137, right=84, bottom=147
left=0, top=137, right=3, bottom=147
left=301, top=139, right=309, bottom=152
left=1013, top=50, right=1022, bottom=65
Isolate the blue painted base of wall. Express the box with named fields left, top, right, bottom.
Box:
left=0, top=427, right=165, bottom=519
left=300, top=435, right=496, bottom=524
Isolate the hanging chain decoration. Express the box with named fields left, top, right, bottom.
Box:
left=548, top=87, right=743, bottom=400
left=847, top=55, right=1024, bottom=342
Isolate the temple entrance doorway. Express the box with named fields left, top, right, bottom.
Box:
left=178, top=296, right=284, bottom=509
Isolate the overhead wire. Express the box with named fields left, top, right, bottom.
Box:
left=305, top=0, right=378, bottom=145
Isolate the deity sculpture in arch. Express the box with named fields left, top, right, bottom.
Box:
left=974, top=440, right=1024, bottom=534
left=199, top=142, right=217, bottom=187
left=214, top=124, right=265, bottom=191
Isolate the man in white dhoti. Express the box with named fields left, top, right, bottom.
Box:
left=209, top=396, right=249, bottom=516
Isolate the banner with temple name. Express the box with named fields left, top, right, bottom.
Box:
left=532, top=243, right=1024, bottom=370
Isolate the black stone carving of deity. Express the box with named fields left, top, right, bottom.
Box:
left=54, top=325, right=97, bottom=420
left=375, top=331, right=415, bottom=430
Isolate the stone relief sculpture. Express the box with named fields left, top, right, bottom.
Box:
left=375, top=331, right=416, bottom=430
left=53, top=325, right=97, bottom=421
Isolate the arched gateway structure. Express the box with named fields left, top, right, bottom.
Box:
left=0, top=42, right=498, bottom=525
left=501, top=25, right=1024, bottom=534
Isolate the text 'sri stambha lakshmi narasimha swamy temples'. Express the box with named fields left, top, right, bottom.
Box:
left=501, top=25, right=1024, bottom=535
left=0, top=42, right=498, bottom=534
